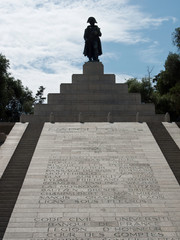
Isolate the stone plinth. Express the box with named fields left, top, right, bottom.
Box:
left=21, top=62, right=164, bottom=122
left=83, top=61, right=104, bottom=75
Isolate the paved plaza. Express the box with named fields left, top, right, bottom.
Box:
left=3, top=122, right=180, bottom=240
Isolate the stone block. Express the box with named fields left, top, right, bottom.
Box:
left=34, top=104, right=65, bottom=115
left=60, top=82, right=126, bottom=94
left=72, top=74, right=115, bottom=84
left=83, top=61, right=104, bottom=75
left=37, top=103, right=154, bottom=115
left=48, top=93, right=141, bottom=105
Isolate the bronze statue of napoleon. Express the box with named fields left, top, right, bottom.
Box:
left=83, top=17, right=102, bottom=62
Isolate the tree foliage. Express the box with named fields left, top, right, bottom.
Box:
left=126, top=77, right=153, bottom=103
left=126, top=28, right=180, bottom=121
left=153, top=52, right=180, bottom=119
left=0, top=54, right=10, bottom=120
left=35, top=86, right=46, bottom=104
left=153, top=53, right=180, bottom=94
left=126, top=53, right=180, bottom=120
left=0, top=53, right=35, bottom=121
left=172, top=27, right=180, bottom=51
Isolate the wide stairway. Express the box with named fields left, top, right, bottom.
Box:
left=0, top=123, right=44, bottom=240
left=1, top=122, right=180, bottom=239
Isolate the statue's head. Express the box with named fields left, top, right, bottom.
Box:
left=87, top=17, right=97, bottom=25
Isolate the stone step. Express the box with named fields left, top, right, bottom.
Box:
left=48, top=93, right=141, bottom=104
left=21, top=113, right=164, bottom=123
left=0, top=122, right=44, bottom=240
left=0, top=123, right=15, bottom=146
left=72, top=73, right=115, bottom=84
left=147, top=122, right=180, bottom=184
left=34, top=103, right=155, bottom=115
left=60, top=83, right=128, bottom=94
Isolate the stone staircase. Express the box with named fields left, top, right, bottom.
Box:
left=0, top=123, right=15, bottom=146
left=0, top=122, right=44, bottom=240
left=21, top=62, right=164, bottom=122
left=148, top=122, right=180, bottom=184
left=1, top=122, right=180, bottom=239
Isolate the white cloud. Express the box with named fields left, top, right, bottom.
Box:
left=0, top=0, right=172, bottom=96
left=116, top=74, right=133, bottom=83
left=139, top=41, right=163, bottom=65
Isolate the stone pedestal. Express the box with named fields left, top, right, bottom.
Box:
left=83, top=61, right=104, bottom=75
left=21, top=62, right=164, bottom=122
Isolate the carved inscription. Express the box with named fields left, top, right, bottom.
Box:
left=39, top=156, right=163, bottom=204
left=33, top=216, right=177, bottom=240
left=34, top=125, right=178, bottom=240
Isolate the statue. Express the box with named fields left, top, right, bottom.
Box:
left=83, top=17, right=102, bottom=62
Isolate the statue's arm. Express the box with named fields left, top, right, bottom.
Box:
left=98, top=27, right=102, bottom=37
left=84, top=28, right=88, bottom=41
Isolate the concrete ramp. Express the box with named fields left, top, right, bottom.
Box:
left=2, top=122, right=180, bottom=239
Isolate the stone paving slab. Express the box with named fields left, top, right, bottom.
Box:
left=3, top=123, right=180, bottom=240
left=0, top=123, right=28, bottom=179
left=163, top=122, right=180, bottom=149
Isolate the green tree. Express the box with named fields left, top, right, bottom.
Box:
left=35, top=86, right=46, bottom=104
left=141, top=77, right=154, bottom=103
left=170, top=82, right=180, bottom=117
left=172, top=27, right=180, bottom=51
left=0, top=53, right=10, bottom=120
left=126, top=78, right=141, bottom=93
left=154, top=53, right=180, bottom=95
left=151, top=28, right=180, bottom=120
left=0, top=53, right=34, bottom=121
left=153, top=52, right=180, bottom=120
left=126, top=77, right=154, bottom=103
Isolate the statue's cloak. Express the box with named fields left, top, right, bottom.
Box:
left=83, top=25, right=102, bottom=58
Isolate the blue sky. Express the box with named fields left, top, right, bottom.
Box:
left=0, top=0, right=179, bottom=97
left=104, top=0, right=179, bottom=78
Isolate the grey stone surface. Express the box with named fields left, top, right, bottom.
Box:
left=164, top=112, right=170, bottom=122
left=72, top=74, right=115, bottom=84
left=163, top=122, right=180, bottom=148
left=34, top=103, right=155, bottom=115
left=83, top=62, right=104, bottom=75
left=48, top=93, right=141, bottom=105
left=60, top=83, right=128, bottom=94
left=21, top=113, right=165, bottom=123
left=21, top=62, right=164, bottom=123
left=0, top=123, right=28, bottom=178
left=3, top=123, right=180, bottom=239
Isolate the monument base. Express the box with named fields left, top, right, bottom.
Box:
left=21, top=62, right=164, bottom=122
